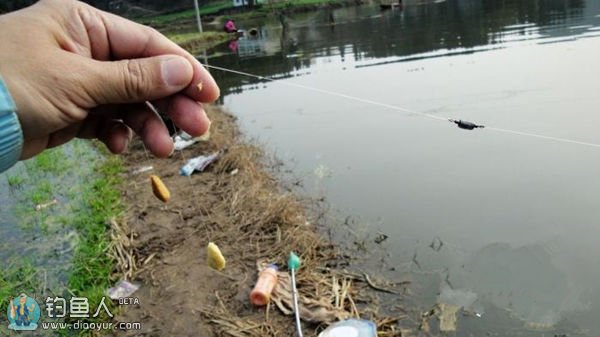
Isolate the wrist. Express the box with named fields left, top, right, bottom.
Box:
left=0, top=76, right=23, bottom=173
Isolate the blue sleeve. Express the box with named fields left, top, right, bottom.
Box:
left=0, top=77, right=23, bottom=173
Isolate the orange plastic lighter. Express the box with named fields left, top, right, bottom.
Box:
left=250, top=264, right=278, bottom=306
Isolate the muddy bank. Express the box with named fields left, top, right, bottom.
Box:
left=111, top=106, right=413, bottom=336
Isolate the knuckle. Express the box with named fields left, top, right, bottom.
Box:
left=123, top=60, right=149, bottom=100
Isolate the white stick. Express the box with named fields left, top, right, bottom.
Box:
left=291, top=269, right=303, bottom=337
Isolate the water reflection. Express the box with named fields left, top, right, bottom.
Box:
left=459, top=243, right=568, bottom=325
left=209, top=0, right=599, bottom=97
left=0, top=141, right=99, bottom=293
left=205, top=0, right=600, bottom=334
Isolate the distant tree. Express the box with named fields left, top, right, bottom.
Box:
left=0, top=0, right=36, bottom=14
left=0, top=0, right=200, bottom=15
left=81, top=0, right=111, bottom=10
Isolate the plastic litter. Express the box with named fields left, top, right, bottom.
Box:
left=318, top=319, right=377, bottom=337
left=173, top=136, right=197, bottom=151
left=439, top=286, right=477, bottom=309
left=288, top=252, right=303, bottom=337
left=250, top=264, right=278, bottom=306
left=173, top=130, right=211, bottom=151
left=132, top=165, right=153, bottom=174
left=254, top=261, right=350, bottom=324
left=180, top=152, right=220, bottom=176
left=34, top=198, right=58, bottom=211
left=179, top=131, right=193, bottom=141
left=288, top=252, right=301, bottom=270
left=106, top=280, right=140, bottom=300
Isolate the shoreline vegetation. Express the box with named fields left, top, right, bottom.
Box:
left=114, top=106, right=411, bottom=336
left=142, top=0, right=362, bottom=55
left=139, top=0, right=359, bottom=29
left=0, top=142, right=123, bottom=334
left=166, top=31, right=231, bottom=55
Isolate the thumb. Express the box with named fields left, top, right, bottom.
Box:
left=90, top=55, right=193, bottom=105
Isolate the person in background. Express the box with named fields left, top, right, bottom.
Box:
left=224, top=18, right=237, bottom=33
left=0, top=0, right=220, bottom=174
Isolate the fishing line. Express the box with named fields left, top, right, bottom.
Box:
left=144, top=101, right=201, bottom=201
left=202, top=63, right=600, bottom=150
left=203, top=64, right=447, bottom=121
left=485, top=126, right=600, bottom=149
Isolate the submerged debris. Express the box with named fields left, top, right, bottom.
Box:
left=314, top=164, right=333, bottom=179
left=34, top=198, right=58, bottom=211
left=363, top=272, right=399, bottom=294
left=438, top=302, right=460, bottom=332
left=429, top=237, right=444, bottom=251
left=425, top=285, right=481, bottom=332
left=374, top=233, right=389, bottom=244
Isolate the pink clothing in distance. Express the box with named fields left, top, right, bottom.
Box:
left=224, top=20, right=237, bottom=32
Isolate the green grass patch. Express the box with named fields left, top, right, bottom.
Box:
left=268, top=0, right=344, bottom=9
left=0, top=261, right=38, bottom=312
left=0, top=141, right=124, bottom=335
left=7, top=174, right=25, bottom=187
left=68, top=152, right=123, bottom=321
left=29, top=147, right=69, bottom=174
left=165, top=31, right=231, bottom=54
left=140, top=0, right=233, bottom=25
left=166, top=30, right=230, bottom=44
left=28, top=180, right=53, bottom=205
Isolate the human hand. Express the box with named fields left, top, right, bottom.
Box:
left=0, top=0, right=219, bottom=159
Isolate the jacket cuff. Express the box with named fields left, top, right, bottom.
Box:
left=0, top=78, right=23, bottom=173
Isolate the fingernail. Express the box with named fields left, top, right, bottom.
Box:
left=122, top=135, right=130, bottom=153
left=203, top=118, right=212, bottom=136
left=162, top=57, right=191, bottom=87
left=198, top=101, right=212, bottom=136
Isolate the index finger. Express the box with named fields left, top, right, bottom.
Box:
left=96, top=9, right=219, bottom=103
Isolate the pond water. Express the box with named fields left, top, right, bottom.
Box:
left=206, top=0, right=600, bottom=335
left=0, top=141, right=100, bottom=298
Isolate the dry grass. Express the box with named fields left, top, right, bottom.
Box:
left=110, top=106, right=411, bottom=337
